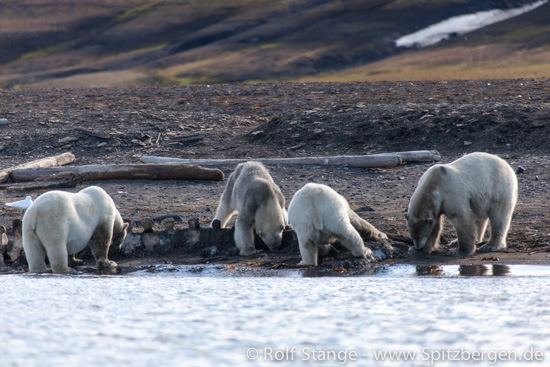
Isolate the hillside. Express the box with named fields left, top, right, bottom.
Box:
left=304, top=1, right=550, bottom=81
left=0, top=0, right=545, bottom=88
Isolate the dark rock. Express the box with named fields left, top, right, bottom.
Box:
left=516, top=166, right=525, bottom=174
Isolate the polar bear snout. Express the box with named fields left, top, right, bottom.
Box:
left=412, top=237, right=427, bottom=250
left=407, top=214, right=435, bottom=249
left=258, top=230, right=283, bottom=251
left=111, top=222, right=130, bottom=252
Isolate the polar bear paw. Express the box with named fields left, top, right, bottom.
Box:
left=449, top=248, right=476, bottom=257
left=373, top=231, right=388, bottom=240
left=97, top=259, right=118, bottom=269
left=354, top=247, right=374, bottom=261
left=477, top=241, right=506, bottom=253
left=239, top=247, right=260, bottom=256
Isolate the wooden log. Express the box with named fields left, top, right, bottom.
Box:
left=0, top=173, right=92, bottom=191
left=140, top=150, right=441, bottom=168
left=10, top=164, right=224, bottom=182
left=0, top=152, right=75, bottom=183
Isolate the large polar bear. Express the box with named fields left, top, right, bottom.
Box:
left=213, top=161, right=287, bottom=256
left=288, top=183, right=387, bottom=266
left=407, top=152, right=518, bottom=256
left=22, top=186, right=129, bottom=274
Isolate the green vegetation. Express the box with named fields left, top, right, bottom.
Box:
left=16, top=44, right=66, bottom=63
left=0, top=0, right=548, bottom=88
left=114, top=2, right=157, bottom=22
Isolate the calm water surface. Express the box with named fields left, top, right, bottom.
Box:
left=1, top=265, right=549, bottom=367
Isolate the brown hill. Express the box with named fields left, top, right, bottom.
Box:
left=306, top=1, right=550, bottom=81
left=0, top=0, right=545, bottom=88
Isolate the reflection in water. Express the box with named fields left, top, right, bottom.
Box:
left=492, top=264, right=510, bottom=276
left=416, top=264, right=510, bottom=276
left=416, top=265, right=443, bottom=276
left=459, top=265, right=489, bottom=276
left=301, top=267, right=382, bottom=277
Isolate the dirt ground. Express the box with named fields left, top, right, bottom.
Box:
left=1, top=79, right=550, bottom=273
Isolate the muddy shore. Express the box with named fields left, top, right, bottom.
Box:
left=1, top=79, right=550, bottom=274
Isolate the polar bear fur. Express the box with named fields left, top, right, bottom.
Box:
left=407, top=152, right=517, bottom=256
left=288, top=183, right=387, bottom=266
left=213, top=161, right=287, bottom=256
left=22, top=186, right=129, bottom=274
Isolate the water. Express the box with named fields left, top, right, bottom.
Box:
left=1, top=265, right=549, bottom=367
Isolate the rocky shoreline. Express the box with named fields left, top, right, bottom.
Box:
left=1, top=79, right=550, bottom=275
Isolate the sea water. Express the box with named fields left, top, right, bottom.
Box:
left=1, top=265, right=549, bottom=367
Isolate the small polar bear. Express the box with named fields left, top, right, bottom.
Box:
left=288, top=183, right=387, bottom=266
left=22, top=186, right=129, bottom=274
left=407, top=152, right=518, bottom=256
left=213, top=161, right=287, bottom=256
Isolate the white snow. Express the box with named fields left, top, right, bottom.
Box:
left=395, top=0, right=547, bottom=48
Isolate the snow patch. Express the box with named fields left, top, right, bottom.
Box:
left=395, top=1, right=547, bottom=48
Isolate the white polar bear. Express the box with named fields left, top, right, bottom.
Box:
left=288, top=183, right=387, bottom=266
left=213, top=161, right=287, bottom=256
left=407, top=152, right=518, bottom=256
left=22, top=186, right=129, bottom=274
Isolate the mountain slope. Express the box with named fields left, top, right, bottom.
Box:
left=302, top=2, right=550, bottom=81
left=0, top=0, right=544, bottom=88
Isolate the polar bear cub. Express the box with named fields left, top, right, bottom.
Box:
left=213, top=161, right=287, bottom=256
left=288, top=183, right=387, bottom=266
left=22, top=186, right=129, bottom=274
left=407, top=152, right=518, bottom=256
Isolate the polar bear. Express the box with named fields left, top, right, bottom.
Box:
left=213, top=161, right=287, bottom=256
left=288, top=183, right=387, bottom=266
left=22, top=186, right=129, bottom=274
left=407, top=152, right=518, bottom=256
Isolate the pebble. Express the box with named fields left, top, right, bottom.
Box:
left=0, top=118, right=8, bottom=125
left=516, top=166, right=525, bottom=174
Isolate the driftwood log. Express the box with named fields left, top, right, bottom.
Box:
left=0, top=173, right=92, bottom=191
left=9, top=164, right=224, bottom=182
left=140, top=150, right=441, bottom=168
left=0, top=152, right=75, bottom=183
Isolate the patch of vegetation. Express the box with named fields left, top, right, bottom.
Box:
left=16, top=44, right=66, bottom=63
left=114, top=2, right=157, bottom=22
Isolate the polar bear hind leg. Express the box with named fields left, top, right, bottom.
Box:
left=46, top=243, right=75, bottom=274
left=22, top=230, right=48, bottom=273
left=36, top=228, right=75, bottom=274
left=478, top=209, right=513, bottom=252
left=450, top=217, right=478, bottom=256
left=296, top=231, right=319, bottom=266
left=475, top=217, right=489, bottom=244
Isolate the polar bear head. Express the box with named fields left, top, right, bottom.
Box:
left=111, top=221, right=130, bottom=252
left=406, top=209, right=437, bottom=250
left=406, top=186, right=442, bottom=251
left=255, top=199, right=286, bottom=251
left=406, top=164, right=446, bottom=252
